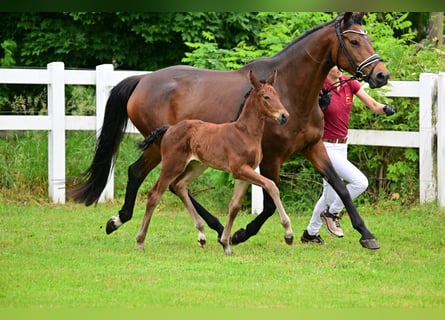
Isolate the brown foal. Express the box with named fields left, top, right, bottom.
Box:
left=135, top=70, right=293, bottom=255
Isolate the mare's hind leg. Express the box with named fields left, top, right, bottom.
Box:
left=106, top=147, right=161, bottom=234
left=171, top=161, right=208, bottom=247
left=219, top=180, right=250, bottom=255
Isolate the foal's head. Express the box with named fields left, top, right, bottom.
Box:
left=249, top=70, right=289, bottom=125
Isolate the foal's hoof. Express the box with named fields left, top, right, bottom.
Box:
left=231, top=228, right=247, bottom=245
left=217, top=238, right=232, bottom=255
left=197, top=239, right=206, bottom=248
left=359, top=238, right=380, bottom=250
left=284, top=234, right=294, bottom=245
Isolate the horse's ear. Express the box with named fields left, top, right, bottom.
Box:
left=266, top=70, right=277, bottom=86
left=249, top=70, right=262, bottom=90
left=355, top=12, right=364, bottom=24
left=343, top=12, right=353, bottom=23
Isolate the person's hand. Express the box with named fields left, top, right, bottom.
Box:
left=319, top=89, right=331, bottom=111
left=383, top=104, right=395, bottom=116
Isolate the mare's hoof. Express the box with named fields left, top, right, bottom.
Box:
left=284, top=234, right=294, bottom=245
left=360, top=238, right=380, bottom=250
left=231, top=228, right=246, bottom=245
left=197, top=239, right=206, bottom=248
left=106, top=218, right=117, bottom=235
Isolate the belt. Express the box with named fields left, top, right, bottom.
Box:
left=323, top=137, right=348, bottom=144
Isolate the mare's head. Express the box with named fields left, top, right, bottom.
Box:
left=248, top=70, right=289, bottom=125
left=333, top=12, right=390, bottom=88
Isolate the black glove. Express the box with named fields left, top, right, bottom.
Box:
left=383, top=104, right=395, bottom=116
left=318, top=89, right=331, bottom=111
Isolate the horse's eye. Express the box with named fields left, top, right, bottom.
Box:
left=264, top=95, right=270, bottom=100
left=350, top=40, right=359, bottom=46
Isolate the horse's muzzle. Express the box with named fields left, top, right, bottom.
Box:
left=368, top=70, right=390, bottom=89
left=277, top=113, right=289, bottom=125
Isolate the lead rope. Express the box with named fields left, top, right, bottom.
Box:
left=322, top=77, right=357, bottom=94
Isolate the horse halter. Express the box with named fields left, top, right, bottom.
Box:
left=335, top=16, right=381, bottom=82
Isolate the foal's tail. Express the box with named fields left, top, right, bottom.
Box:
left=138, top=125, right=169, bottom=151
left=69, top=75, right=142, bottom=206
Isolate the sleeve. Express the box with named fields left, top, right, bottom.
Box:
left=351, top=79, right=361, bottom=94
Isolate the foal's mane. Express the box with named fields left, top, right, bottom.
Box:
left=231, top=88, right=253, bottom=122
left=231, top=78, right=270, bottom=123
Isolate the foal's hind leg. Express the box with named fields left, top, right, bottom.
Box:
left=107, top=147, right=161, bottom=234
left=136, top=153, right=192, bottom=250
left=135, top=178, right=170, bottom=250
left=171, top=162, right=208, bottom=247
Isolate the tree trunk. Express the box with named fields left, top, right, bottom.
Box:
left=428, top=12, right=443, bottom=46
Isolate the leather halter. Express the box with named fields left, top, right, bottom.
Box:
left=335, top=16, right=381, bottom=82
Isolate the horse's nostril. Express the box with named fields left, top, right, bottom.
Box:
left=376, top=71, right=389, bottom=84
left=278, top=113, right=289, bottom=125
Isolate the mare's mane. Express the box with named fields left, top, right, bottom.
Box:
left=246, top=17, right=337, bottom=66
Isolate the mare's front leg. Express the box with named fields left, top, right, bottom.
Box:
left=231, top=161, right=281, bottom=245
left=106, top=148, right=161, bottom=234
left=219, top=180, right=250, bottom=255
left=303, top=141, right=379, bottom=249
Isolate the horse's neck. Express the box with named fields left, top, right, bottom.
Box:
left=274, top=25, right=335, bottom=107
left=233, top=96, right=265, bottom=137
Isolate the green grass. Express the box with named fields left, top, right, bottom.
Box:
left=1, top=201, right=444, bottom=310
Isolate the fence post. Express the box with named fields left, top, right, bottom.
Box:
left=418, top=73, right=438, bottom=203
left=47, top=62, right=66, bottom=203
left=437, top=72, right=445, bottom=207
left=96, top=64, right=115, bottom=202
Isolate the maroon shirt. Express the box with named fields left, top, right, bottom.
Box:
left=322, top=76, right=361, bottom=139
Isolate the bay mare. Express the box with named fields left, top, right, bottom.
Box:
left=134, top=70, right=292, bottom=255
left=69, top=12, right=389, bottom=249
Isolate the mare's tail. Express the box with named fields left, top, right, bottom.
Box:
left=69, top=75, right=142, bottom=206
left=138, top=125, right=169, bottom=151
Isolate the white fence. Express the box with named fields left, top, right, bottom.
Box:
left=0, top=62, right=444, bottom=209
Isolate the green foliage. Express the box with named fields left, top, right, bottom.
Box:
left=183, top=12, right=335, bottom=70
left=0, top=39, right=16, bottom=66
left=66, top=86, right=95, bottom=116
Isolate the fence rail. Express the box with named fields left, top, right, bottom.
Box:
left=0, top=62, right=443, bottom=209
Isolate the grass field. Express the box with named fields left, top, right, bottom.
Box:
left=1, top=200, right=444, bottom=314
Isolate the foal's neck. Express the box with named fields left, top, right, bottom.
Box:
left=233, top=94, right=266, bottom=137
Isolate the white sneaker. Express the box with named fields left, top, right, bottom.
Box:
left=321, top=209, right=344, bottom=238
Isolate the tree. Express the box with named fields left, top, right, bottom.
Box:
left=428, top=12, right=443, bottom=46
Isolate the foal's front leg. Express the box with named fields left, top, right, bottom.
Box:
left=220, top=180, right=250, bottom=255
left=233, top=166, right=294, bottom=245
